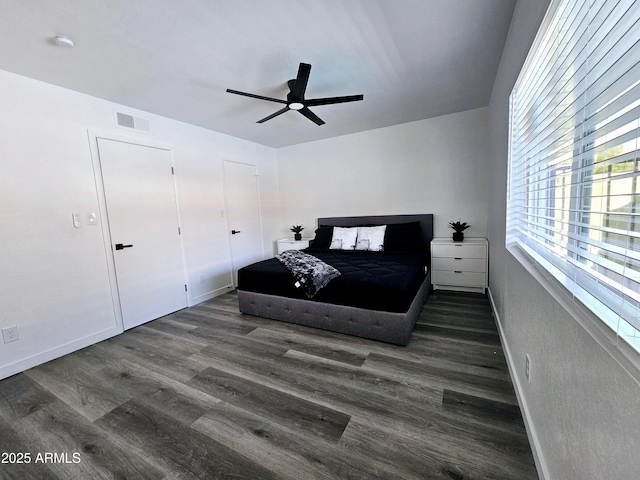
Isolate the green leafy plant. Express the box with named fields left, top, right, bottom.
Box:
left=449, top=220, right=470, bottom=233
left=290, top=225, right=304, bottom=234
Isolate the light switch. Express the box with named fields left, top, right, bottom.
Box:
left=72, top=213, right=81, bottom=228
left=86, top=212, right=97, bottom=226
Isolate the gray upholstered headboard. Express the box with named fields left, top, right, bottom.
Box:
left=317, top=214, right=434, bottom=261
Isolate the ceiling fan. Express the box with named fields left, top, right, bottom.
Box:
left=226, top=63, right=363, bottom=125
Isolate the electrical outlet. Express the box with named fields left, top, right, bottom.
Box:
left=2, top=325, right=19, bottom=343
left=525, top=354, right=532, bottom=384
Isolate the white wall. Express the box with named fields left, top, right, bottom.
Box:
left=486, top=1, right=640, bottom=479
left=276, top=108, right=489, bottom=240
left=0, top=69, right=278, bottom=380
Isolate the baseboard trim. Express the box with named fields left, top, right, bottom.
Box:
left=189, top=284, right=235, bottom=306
left=487, top=287, right=549, bottom=480
left=0, top=326, right=120, bottom=381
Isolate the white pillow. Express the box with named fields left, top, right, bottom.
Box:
left=356, top=225, right=387, bottom=251
left=330, top=227, right=358, bottom=250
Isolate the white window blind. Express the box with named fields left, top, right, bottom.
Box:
left=507, top=0, right=640, bottom=354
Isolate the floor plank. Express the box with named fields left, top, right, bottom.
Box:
left=188, top=366, right=352, bottom=443
left=0, top=290, right=538, bottom=479
left=95, top=399, right=279, bottom=479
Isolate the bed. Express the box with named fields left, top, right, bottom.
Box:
left=237, top=214, right=433, bottom=345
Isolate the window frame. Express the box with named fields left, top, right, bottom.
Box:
left=506, top=0, right=640, bottom=382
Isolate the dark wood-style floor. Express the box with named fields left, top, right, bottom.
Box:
left=0, top=290, right=538, bottom=479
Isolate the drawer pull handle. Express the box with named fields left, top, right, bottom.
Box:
left=454, top=270, right=462, bottom=273
left=454, top=257, right=462, bottom=260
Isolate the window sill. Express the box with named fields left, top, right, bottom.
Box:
left=506, top=242, right=640, bottom=386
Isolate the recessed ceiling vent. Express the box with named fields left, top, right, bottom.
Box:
left=115, top=112, right=151, bottom=133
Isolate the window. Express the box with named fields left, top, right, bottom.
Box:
left=507, top=0, right=640, bottom=355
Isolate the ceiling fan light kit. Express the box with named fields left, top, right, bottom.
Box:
left=226, top=62, right=363, bottom=125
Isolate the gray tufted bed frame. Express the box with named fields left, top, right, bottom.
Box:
left=237, top=214, right=433, bottom=345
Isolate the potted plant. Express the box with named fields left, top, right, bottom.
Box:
left=290, top=225, right=304, bottom=241
left=449, top=220, right=470, bottom=242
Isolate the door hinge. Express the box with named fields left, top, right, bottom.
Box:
left=185, top=284, right=188, bottom=292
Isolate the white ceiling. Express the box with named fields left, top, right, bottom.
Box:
left=0, top=0, right=516, bottom=148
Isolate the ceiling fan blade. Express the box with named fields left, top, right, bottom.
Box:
left=298, top=106, right=325, bottom=125
left=290, top=63, right=311, bottom=100
left=256, top=106, right=290, bottom=123
left=305, top=94, right=364, bottom=106
left=226, top=89, right=287, bottom=104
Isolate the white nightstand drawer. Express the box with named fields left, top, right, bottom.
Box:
left=432, top=270, right=486, bottom=287
left=431, top=244, right=487, bottom=258
left=432, top=257, right=486, bottom=273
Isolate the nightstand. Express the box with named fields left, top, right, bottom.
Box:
left=431, top=237, right=488, bottom=293
left=277, top=238, right=311, bottom=254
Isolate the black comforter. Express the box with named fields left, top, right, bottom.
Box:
left=237, top=248, right=427, bottom=313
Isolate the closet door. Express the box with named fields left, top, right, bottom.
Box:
left=97, top=138, right=187, bottom=330
left=223, top=160, right=264, bottom=285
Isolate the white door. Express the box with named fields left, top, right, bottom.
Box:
left=97, top=138, right=187, bottom=330
left=223, top=160, right=264, bottom=285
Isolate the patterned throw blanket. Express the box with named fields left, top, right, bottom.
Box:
left=276, top=250, right=341, bottom=298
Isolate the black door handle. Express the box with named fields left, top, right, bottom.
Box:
left=231, top=230, right=241, bottom=235
left=115, top=243, right=133, bottom=250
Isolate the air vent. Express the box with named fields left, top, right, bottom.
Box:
left=115, top=112, right=151, bottom=133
